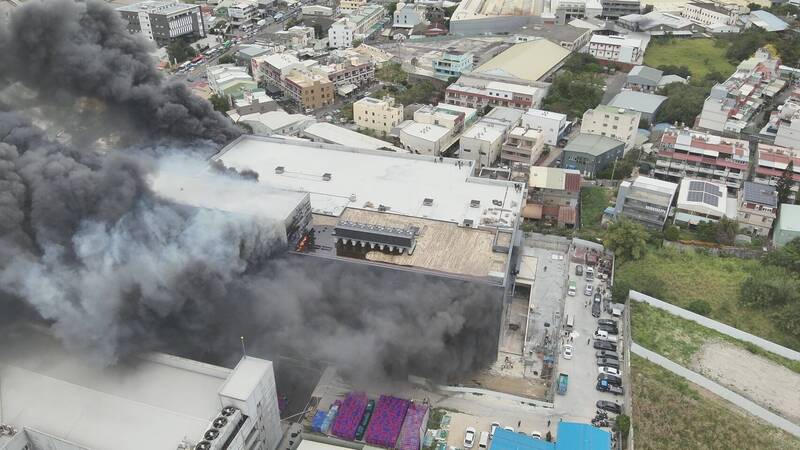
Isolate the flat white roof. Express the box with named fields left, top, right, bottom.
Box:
left=213, top=136, right=524, bottom=225
left=402, top=122, right=452, bottom=141
left=218, top=357, right=272, bottom=401
left=241, top=110, right=313, bottom=130
left=590, top=34, right=642, bottom=47
left=486, top=81, right=542, bottom=97
left=462, top=122, right=505, bottom=143
left=0, top=326, right=233, bottom=450
left=303, top=122, right=398, bottom=151
left=297, top=440, right=354, bottom=450
left=631, top=175, right=678, bottom=196
left=525, top=108, right=567, bottom=121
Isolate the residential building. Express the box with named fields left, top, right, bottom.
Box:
left=255, top=52, right=334, bottom=110
left=301, top=122, right=401, bottom=151
left=501, top=126, right=545, bottom=167
left=753, top=143, right=800, bottom=201
left=0, top=326, right=282, bottom=450
left=472, top=38, right=571, bottom=82
left=746, top=9, right=789, bottom=32
left=682, top=2, right=739, bottom=27
left=459, top=107, right=523, bottom=167
left=314, top=58, right=375, bottom=91
left=237, top=43, right=276, bottom=66
left=614, top=176, right=678, bottom=230
left=562, top=133, right=625, bottom=178
left=236, top=110, right=316, bottom=135
left=607, top=91, right=667, bottom=121
left=624, top=65, right=686, bottom=93
left=774, top=204, right=800, bottom=247
left=580, top=105, right=641, bottom=152
left=520, top=108, right=569, bottom=146
left=231, top=91, right=278, bottom=115
left=654, top=127, right=750, bottom=191
left=445, top=75, right=547, bottom=111
left=301, top=5, right=335, bottom=17
left=272, top=25, right=316, bottom=49
left=228, top=1, right=259, bottom=28
left=618, top=11, right=704, bottom=36
left=674, top=178, right=733, bottom=225
left=433, top=50, right=474, bottom=80
left=762, top=90, right=800, bottom=148
left=697, top=48, right=782, bottom=134
left=523, top=167, right=581, bottom=228
left=116, top=1, right=205, bottom=46
left=588, top=34, right=645, bottom=65
left=737, top=181, right=778, bottom=237
left=207, top=64, right=259, bottom=99
left=398, top=103, right=477, bottom=155
left=328, top=5, right=385, bottom=48
left=600, top=0, right=641, bottom=19
left=339, top=0, right=367, bottom=14
left=394, top=2, right=427, bottom=28
left=354, top=96, right=404, bottom=135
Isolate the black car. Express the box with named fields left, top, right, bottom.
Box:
left=597, top=358, right=620, bottom=368
left=596, top=381, right=624, bottom=395
left=591, top=301, right=602, bottom=318
left=596, top=400, right=623, bottom=414
left=593, top=340, right=616, bottom=351
left=597, top=374, right=623, bottom=386
left=598, top=319, right=618, bottom=327
left=598, top=323, right=618, bottom=335
left=576, top=265, right=583, bottom=276
left=595, top=350, right=619, bottom=360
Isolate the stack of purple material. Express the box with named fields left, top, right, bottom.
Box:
left=331, top=392, right=368, bottom=440
left=364, top=395, right=411, bottom=448
left=397, top=404, right=428, bottom=450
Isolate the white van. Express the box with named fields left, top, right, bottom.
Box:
left=479, top=432, right=489, bottom=449
left=565, top=314, right=575, bottom=331
left=594, top=329, right=618, bottom=343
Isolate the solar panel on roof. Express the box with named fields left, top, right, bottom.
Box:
left=703, top=193, right=719, bottom=207
left=687, top=191, right=704, bottom=202
left=689, top=181, right=705, bottom=191
left=704, top=184, right=722, bottom=196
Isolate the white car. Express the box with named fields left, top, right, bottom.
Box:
left=563, top=344, right=574, bottom=360
left=530, top=431, right=543, bottom=440
left=490, top=422, right=500, bottom=439
left=503, top=426, right=514, bottom=433
left=464, top=427, right=476, bottom=448
left=598, top=366, right=622, bottom=377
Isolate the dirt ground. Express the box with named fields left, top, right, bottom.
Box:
left=691, top=341, right=800, bottom=424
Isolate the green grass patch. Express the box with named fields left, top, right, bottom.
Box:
left=616, top=246, right=800, bottom=351
left=631, top=302, right=800, bottom=374
left=580, top=186, right=613, bottom=229
left=632, top=355, right=800, bottom=450
left=643, top=38, right=735, bottom=78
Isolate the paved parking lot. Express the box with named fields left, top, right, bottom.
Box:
left=552, top=258, right=623, bottom=426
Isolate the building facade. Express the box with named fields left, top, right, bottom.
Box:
left=520, top=108, right=568, bottom=146
left=398, top=104, right=476, bottom=155
left=500, top=126, right=545, bottom=166
left=654, top=127, right=750, bottom=191
left=228, top=1, right=259, bottom=28
left=562, top=133, right=625, bottom=178
left=433, top=50, right=474, bottom=80
left=737, top=181, right=777, bottom=237
left=339, top=0, right=367, bottom=14
left=774, top=204, right=800, bottom=247
left=682, top=1, right=739, bottom=26
left=600, top=0, right=641, bottom=19
left=588, top=34, right=644, bottom=64
left=117, top=1, right=205, bottom=46
left=256, top=53, right=334, bottom=111
left=393, top=2, right=427, bottom=28
left=459, top=107, right=523, bottom=167
left=328, top=4, right=385, bottom=48
left=753, top=143, right=800, bottom=202
left=614, top=176, right=678, bottom=230
left=354, top=96, right=404, bottom=135
left=580, top=105, right=641, bottom=152
left=444, top=75, right=546, bottom=111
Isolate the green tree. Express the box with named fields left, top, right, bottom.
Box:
left=777, top=160, right=794, bottom=205
left=386, top=2, right=398, bottom=15
left=615, top=414, right=631, bottom=439
left=542, top=72, right=603, bottom=119
left=313, top=23, right=324, bottom=39
left=340, top=102, right=354, bottom=121
left=167, top=38, right=197, bottom=64
left=714, top=216, right=739, bottom=245
left=655, top=82, right=708, bottom=126
left=218, top=54, right=235, bottom=64
left=740, top=265, right=800, bottom=308
left=376, top=62, right=408, bottom=84
left=664, top=225, right=680, bottom=241
left=209, top=93, right=231, bottom=112
left=763, top=237, right=800, bottom=272
left=605, top=219, right=649, bottom=262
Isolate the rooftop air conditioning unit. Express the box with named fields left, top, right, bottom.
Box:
left=213, top=417, right=228, bottom=429
left=462, top=219, right=474, bottom=227
left=423, top=198, right=434, bottom=206
left=196, top=442, right=212, bottom=450
left=221, top=406, right=238, bottom=417
left=470, top=199, right=480, bottom=208
left=322, top=173, right=332, bottom=181
left=492, top=199, right=502, bottom=206
left=275, top=166, right=285, bottom=174
left=205, top=429, right=220, bottom=441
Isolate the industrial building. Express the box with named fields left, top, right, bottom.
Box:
left=614, top=176, right=678, bottom=230
left=472, top=39, right=571, bottom=82
left=562, top=133, right=625, bottom=178
left=774, top=204, right=800, bottom=248
left=448, top=0, right=541, bottom=34
left=0, top=325, right=282, bottom=450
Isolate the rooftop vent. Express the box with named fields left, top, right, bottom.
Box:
left=470, top=199, right=481, bottom=208
left=423, top=198, right=434, bottom=206
left=221, top=406, right=238, bottom=417
left=462, top=219, right=474, bottom=227
left=213, top=417, right=228, bottom=429
left=492, top=199, right=503, bottom=207
left=349, top=193, right=357, bottom=202
left=322, top=173, right=332, bottom=181
left=378, top=204, right=389, bottom=212
left=275, top=166, right=285, bottom=174
left=197, top=442, right=212, bottom=450
left=205, top=429, right=220, bottom=441
left=408, top=225, right=420, bottom=235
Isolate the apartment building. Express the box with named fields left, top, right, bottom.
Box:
left=256, top=52, right=334, bottom=110
left=398, top=103, right=477, bottom=155
left=339, top=0, right=367, bottom=14
left=315, top=59, right=375, bottom=89
left=600, top=0, right=641, bottom=19
left=773, top=97, right=800, bottom=150
left=753, top=143, right=800, bottom=201
left=271, top=25, right=316, bottom=49
left=614, top=176, right=678, bottom=231
left=354, top=96, right=404, bottom=135
left=588, top=34, right=644, bottom=65
left=228, top=1, right=259, bottom=28
left=580, top=105, right=640, bottom=152
left=328, top=4, right=385, bottom=48
left=393, top=2, right=427, bottom=28
left=697, top=48, right=782, bottom=134
left=433, top=50, right=474, bottom=80
left=674, top=178, right=732, bottom=225
left=459, top=107, right=523, bottom=167
left=500, top=127, right=545, bottom=167
left=654, top=127, right=750, bottom=191
left=737, top=181, right=778, bottom=237
left=682, top=1, right=739, bottom=26
left=520, top=108, right=568, bottom=146
left=116, top=1, right=204, bottom=46
left=207, top=64, right=259, bottom=99
left=444, top=75, right=546, bottom=111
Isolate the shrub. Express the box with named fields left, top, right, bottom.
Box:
left=686, top=299, right=711, bottom=316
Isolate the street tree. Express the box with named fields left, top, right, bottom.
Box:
left=777, top=160, right=794, bottom=205
left=605, top=219, right=649, bottom=262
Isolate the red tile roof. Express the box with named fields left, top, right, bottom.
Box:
left=565, top=173, right=582, bottom=193
left=558, top=206, right=577, bottom=225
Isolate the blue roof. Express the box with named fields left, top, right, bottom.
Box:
left=555, top=422, right=611, bottom=450
left=491, top=429, right=555, bottom=450
left=749, top=10, right=788, bottom=32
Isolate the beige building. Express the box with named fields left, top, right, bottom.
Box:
left=285, top=71, right=334, bottom=110
left=354, top=96, right=403, bottom=135
left=737, top=181, right=777, bottom=237
left=501, top=127, right=545, bottom=167
left=580, top=105, right=640, bottom=153
left=682, top=2, right=739, bottom=27
left=339, top=0, right=367, bottom=14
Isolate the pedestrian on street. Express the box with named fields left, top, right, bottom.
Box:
left=587, top=338, right=590, bottom=345
left=547, top=419, right=551, bottom=428
left=517, top=420, right=521, bottom=428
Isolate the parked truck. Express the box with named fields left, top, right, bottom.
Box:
left=557, top=373, right=569, bottom=395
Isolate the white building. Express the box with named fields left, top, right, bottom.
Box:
left=399, top=103, right=477, bottom=155
left=521, top=108, right=568, bottom=146
left=354, top=96, right=404, bottom=136
left=229, top=1, right=259, bottom=28
left=459, top=107, right=523, bottom=167
left=339, top=0, right=367, bottom=14
left=328, top=4, right=385, bottom=48
left=681, top=1, right=739, bottom=27
left=0, top=326, right=282, bottom=450
left=580, top=104, right=641, bottom=152
left=207, top=64, right=258, bottom=98
left=774, top=105, right=800, bottom=150
left=587, top=34, right=644, bottom=65
left=116, top=1, right=205, bottom=46
left=393, top=2, right=427, bottom=28
left=237, top=110, right=317, bottom=135
left=301, top=122, right=402, bottom=151
left=500, top=126, right=545, bottom=167
left=674, top=178, right=735, bottom=225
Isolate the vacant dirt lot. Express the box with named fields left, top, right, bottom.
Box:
left=691, top=342, right=800, bottom=424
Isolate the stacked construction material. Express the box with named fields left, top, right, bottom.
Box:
left=322, top=401, right=340, bottom=434
left=365, top=395, right=411, bottom=448
left=311, top=410, right=327, bottom=433
left=332, top=392, right=369, bottom=440
left=397, top=403, right=429, bottom=450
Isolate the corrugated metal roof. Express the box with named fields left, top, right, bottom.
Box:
left=742, top=181, right=777, bottom=207
left=608, top=91, right=667, bottom=114
left=475, top=39, right=571, bottom=82
left=490, top=428, right=555, bottom=450
left=555, top=422, right=612, bottom=450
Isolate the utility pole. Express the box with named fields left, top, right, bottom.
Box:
left=610, top=157, right=619, bottom=181
left=241, top=336, right=247, bottom=359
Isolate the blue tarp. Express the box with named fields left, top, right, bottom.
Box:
left=311, top=411, right=327, bottom=433
left=555, top=422, right=611, bottom=450
left=491, top=429, right=555, bottom=450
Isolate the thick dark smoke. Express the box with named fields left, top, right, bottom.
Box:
left=0, top=0, right=501, bottom=382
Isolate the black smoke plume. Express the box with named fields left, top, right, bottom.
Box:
left=0, top=0, right=501, bottom=382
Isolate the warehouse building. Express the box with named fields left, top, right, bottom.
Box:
left=562, top=133, right=625, bottom=178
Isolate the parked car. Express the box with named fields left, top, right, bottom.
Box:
left=464, top=427, right=476, bottom=448
left=593, top=329, right=618, bottom=343
left=597, top=358, right=620, bottom=368
left=596, top=380, right=624, bottom=395
left=575, top=265, right=583, bottom=276
left=490, top=422, right=500, bottom=439
left=597, top=374, right=623, bottom=386
left=598, top=366, right=622, bottom=377
left=584, top=284, right=594, bottom=296
left=563, top=344, right=574, bottom=360
left=598, top=319, right=618, bottom=327
left=593, top=340, right=616, bottom=351
left=596, top=400, right=623, bottom=414
left=597, top=323, right=618, bottom=335
left=595, top=350, right=619, bottom=360
left=530, top=431, right=543, bottom=440
left=591, top=300, right=601, bottom=318
left=585, top=266, right=594, bottom=281
left=503, top=426, right=515, bottom=433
